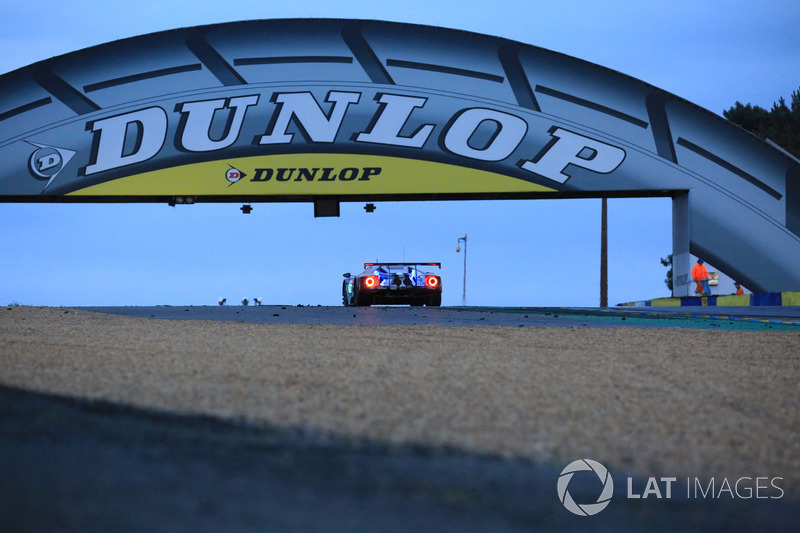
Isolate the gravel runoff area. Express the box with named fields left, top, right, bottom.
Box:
left=1, top=306, right=799, bottom=531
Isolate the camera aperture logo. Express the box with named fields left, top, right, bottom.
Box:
left=557, top=459, right=614, bottom=516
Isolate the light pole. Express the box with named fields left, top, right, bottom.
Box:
left=456, top=234, right=467, bottom=305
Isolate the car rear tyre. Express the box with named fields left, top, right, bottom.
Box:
left=342, top=281, right=350, bottom=306
left=352, top=281, right=371, bottom=306
left=428, top=294, right=442, bottom=307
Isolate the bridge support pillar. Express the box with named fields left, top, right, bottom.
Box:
left=672, top=192, right=691, bottom=297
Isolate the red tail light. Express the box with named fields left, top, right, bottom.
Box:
left=363, top=275, right=379, bottom=288
left=425, top=275, right=440, bottom=288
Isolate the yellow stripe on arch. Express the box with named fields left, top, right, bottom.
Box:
left=68, top=154, right=555, bottom=196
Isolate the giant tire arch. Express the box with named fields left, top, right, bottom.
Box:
left=1, top=19, right=798, bottom=294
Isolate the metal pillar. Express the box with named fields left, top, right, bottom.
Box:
left=672, top=193, right=691, bottom=297
left=600, top=198, right=608, bottom=307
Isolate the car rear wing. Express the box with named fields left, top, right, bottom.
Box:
left=364, top=262, right=441, bottom=269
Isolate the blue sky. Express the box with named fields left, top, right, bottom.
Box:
left=1, top=1, right=797, bottom=307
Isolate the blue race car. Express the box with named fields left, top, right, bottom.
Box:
left=343, top=262, right=442, bottom=307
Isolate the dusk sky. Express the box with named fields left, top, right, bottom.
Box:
left=1, top=0, right=797, bottom=307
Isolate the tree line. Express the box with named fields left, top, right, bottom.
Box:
left=723, top=86, right=800, bottom=158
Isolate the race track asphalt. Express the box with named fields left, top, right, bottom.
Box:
left=75, top=304, right=800, bottom=331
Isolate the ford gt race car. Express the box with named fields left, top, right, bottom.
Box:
left=343, top=263, right=442, bottom=307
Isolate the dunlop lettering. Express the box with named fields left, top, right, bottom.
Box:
left=250, top=167, right=383, bottom=183
left=83, top=90, right=626, bottom=183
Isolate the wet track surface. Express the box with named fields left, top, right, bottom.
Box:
left=78, top=304, right=800, bottom=331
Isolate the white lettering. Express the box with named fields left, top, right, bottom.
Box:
left=661, top=477, right=676, bottom=498
left=771, top=477, right=784, bottom=499
left=37, top=154, right=60, bottom=171
left=259, top=91, right=360, bottom=144
left=78, top=92, right=632, bottom=183
left=717, top=478, right=734, bottom=498
left=443, top=108, right=527, bottom=161
left=356, top=93, right=434, bottom=148
left=627, top=478, right=640, bottom=499
left=642, top=478, right=662, bottom=499
left=735, top=477, right=753, bottom=499
left=84, top=107, right=167, bottom=175
left=520, top=126, right=625, bottom=183
left=177, top=95, right=259, bottom=152
left=756, top=477, right=769, bottom=499
left=694, top=478, right=715, bottom=499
